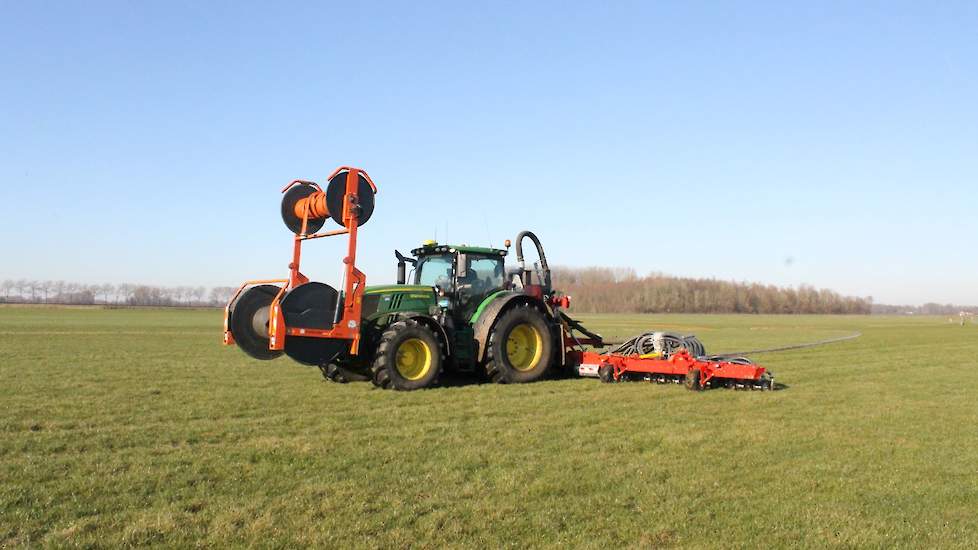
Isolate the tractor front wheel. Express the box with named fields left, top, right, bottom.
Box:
left=485, top=304, right=554, bottom=383
left=371, top=320, right=442, bottom=390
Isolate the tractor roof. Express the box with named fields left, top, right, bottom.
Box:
left=411, top=241, right=507, bottom=257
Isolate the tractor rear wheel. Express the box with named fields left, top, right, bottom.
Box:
left=485, top=304, right=554, bottom=383
left=371, top=320, right=442, bottom=390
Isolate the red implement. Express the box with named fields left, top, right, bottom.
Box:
left=567, top=349, right=773, bottom=391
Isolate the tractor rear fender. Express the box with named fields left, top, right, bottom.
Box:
left=470, top=291, right=556, bottom=364
left=390, top=312, right=451, bottom=357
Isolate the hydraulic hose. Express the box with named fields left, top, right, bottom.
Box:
left=515, top=230, right=551, bottom=290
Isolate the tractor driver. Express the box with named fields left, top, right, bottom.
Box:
left=456, top=256, right=505, bottom=315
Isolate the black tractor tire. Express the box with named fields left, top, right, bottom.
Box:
left=484, top=303, right=555, bottom=384
left=321, top=362, right=371, bottom=383
left=320, top=363, right=348, bottom=383
left=371, top=319, right=443, bottom=390
left=598, top=364, right=615, bottom=383
left=685, top=368, right=702, bottom=391
left=228, top=284, right=283, bottom=361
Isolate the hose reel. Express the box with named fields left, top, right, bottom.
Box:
left=225, top=166, right=378, bottom=368
left=280, top=170, right=376, bottom=234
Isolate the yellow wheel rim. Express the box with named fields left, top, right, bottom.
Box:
left=506, top=323, right=543, bottom=372
left=395, top=338, right=432, bottom=381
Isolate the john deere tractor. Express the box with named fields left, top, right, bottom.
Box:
left=223, top=167, right=592, bottom=390
left=361, top=233, right=563, bottom=389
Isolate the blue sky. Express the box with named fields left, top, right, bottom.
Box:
left=1, top=1, right=976, bottom=305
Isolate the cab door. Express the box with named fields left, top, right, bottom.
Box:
left=455, top=254, right=506, bottom=320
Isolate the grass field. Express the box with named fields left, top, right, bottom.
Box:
left=2, top=307, right=977, bottom=548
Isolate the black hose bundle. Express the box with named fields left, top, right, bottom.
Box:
left=607, top=331, right=707, bottom=358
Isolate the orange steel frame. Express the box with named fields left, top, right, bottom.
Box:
left=223, top=166, right=377, bottom=357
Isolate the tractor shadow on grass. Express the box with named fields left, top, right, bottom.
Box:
left=434, top=372, right=796, bottom=392
left=436, top=371, right=494, bottom=388
left=426, top=370, right=587, bottom=389
left=326, top=368, right=791, bottom=392
left=704, top=381, right=790, bottom=392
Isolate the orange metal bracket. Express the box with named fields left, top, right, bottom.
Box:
left=264, top=167, right=376, bottom=356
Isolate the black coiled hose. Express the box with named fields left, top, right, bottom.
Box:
left=607, top=331, right=707, bottom=358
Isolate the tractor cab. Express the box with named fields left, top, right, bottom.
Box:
left=397, top=241, right=508, bottom=320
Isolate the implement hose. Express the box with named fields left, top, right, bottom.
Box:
left=716, top=331, right=862, bottom=357
left=600, top=330, right=862, bottom=366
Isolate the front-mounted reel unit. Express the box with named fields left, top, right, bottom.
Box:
left=280, top=171, right=375, bottom=234
left=224, top=166, right=377, bottom=368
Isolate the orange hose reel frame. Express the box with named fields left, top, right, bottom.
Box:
left=223, top=167, right=377, bottom=356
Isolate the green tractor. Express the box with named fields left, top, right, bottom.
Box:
left=223, top=167, right=594, bottom=390
left=357, top=232, right=560, bottom=389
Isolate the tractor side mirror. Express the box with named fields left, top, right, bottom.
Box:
left=456, top=253, right=468, bottom=279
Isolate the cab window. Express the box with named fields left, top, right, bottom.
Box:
left=416, top=255, right=453, bottom=288
left=461, top=256, right=504, bottom=294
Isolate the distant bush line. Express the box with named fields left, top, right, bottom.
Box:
left=3, top=274, right=973, bottom=315
left=0, top=280, right=236, bottom=308
left=551, top=267, right=873, bottom=314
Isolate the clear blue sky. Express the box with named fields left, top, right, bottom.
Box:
left=2, top=1, right=976, bottom=305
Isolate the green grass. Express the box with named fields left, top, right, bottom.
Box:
left=2, top=307, right=977, bottom=548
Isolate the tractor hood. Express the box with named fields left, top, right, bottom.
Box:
left=361, top=285, right=437, bottom=320
left=364, top=284, right=433, bottom=295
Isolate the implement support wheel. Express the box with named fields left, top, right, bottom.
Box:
left=685, top=368, right=702, bottom=391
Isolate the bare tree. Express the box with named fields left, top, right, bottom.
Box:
left=173, top=286, right=188, bottom=306
left=51, top=280, right=65, bottom=303
left=38, top=280, right=52, bottom=303
left=63, top=282, right=78, bottom=304
left=116, top=283, right=132, bottom=305
left=92, top=283, right=110, bottom=304
left=190, top=286, right=206, bottom=306
left=208, top=286, right=235, bottom=306
left=78, top=285, right=96, bottom=305
left=14, top=279, right=27, bottom=301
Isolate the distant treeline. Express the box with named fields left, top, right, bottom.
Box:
left=3, top=274, right=973, bottom=315
left=0, top=280, right=237, bottom=307
left=871, top=303, right=978, bottom=316
left=551, top=267, right=873, bottom=314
